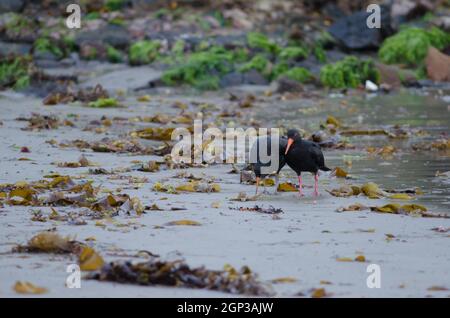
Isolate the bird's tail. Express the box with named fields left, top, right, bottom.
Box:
left=319, top=166, right=331, bottom=171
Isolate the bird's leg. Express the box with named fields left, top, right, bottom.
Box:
left=255, top=177, right=260, bottom=196
left=273, top=174, right=280, bottom=195
left=313, top=174, right=319, bottom=197
left=262, top=178, right=268, bottom=194
left=298, top=175, right=304, bottom=197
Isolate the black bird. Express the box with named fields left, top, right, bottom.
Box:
left=284, top=129, right=330, bottom=197
left=250, top=134, right=288, bottom=195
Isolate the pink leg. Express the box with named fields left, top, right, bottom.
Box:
left=298, top=175, right=304, bottom=197
left=314, top=174, right=319, bottom=197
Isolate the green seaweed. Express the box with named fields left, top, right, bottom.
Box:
left=85, top=12, right=101, bottom=20
left=5, top=13, right=34, bottom=35
left=106, top=45, right=123, bottom=63
left=0, top=57, right=31, bottom=90
left=379, top=27, right=450, bottom=65
left=33, top=37, right=64, bottom=59
left=232, top=48, right=250, bottom=63
left=161, top=46, right=233, bottom=90
left=313, top=45, right=327, bottom=63
left=320, top=56, right=380, bottom=88
left=247, top=32, right=280, bottom=55
left=316, top=31, right=335, bottom=47
left=109, top=18, right=125, bottom=26
left=88, top=98, right=120, bottom=108
left=172, top=39, right=185, bottom=56
left=279, top=67, right=313, bottom=83
left=427, top=27, right=450, bottom=49
left=105, top=0, right=125, bottom=11
left=278, top=47, right=308, bottom=61
left=271, top=62, right=289, bottom=80
left=129, top=40, right=161, bottom=65
left=62, top=35, right=76, bottom=53
left=239, top=55, right=270, bottom=75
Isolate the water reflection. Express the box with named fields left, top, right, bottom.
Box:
left=256, top=91, right=450, bottom=212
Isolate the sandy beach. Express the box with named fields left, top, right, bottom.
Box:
left=1, top=75, right=449, bottom=297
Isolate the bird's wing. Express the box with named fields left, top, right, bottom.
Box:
left=309, top=143, right=326, bottom=167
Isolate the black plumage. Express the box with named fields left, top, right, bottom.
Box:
left=249, top=134, right=287, bottom=194
left=284, top=129, right=330, bottom=196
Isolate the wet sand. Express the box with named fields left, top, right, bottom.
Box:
left=0, top=65, right=449, bottom=298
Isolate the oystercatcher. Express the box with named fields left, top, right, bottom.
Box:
left=284, top=129, right=330, bottom=196
left=250, top=134, right=288, bottom=195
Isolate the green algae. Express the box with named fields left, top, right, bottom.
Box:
left=247, top=32, right=280, bottom=55
left=320, top=56, right=380, bottom=88
left=279, top=67, right=313, bottom=83
left=33, top=37, right=64, bottom=59
left=88, top=98, right=120, bottom=108
left=278, top=47, right=309, bottom=61
left=161, top=46, right=234, bottom=90
left=239, top=55, right=270, bottom=75
left=379, top=27, right=450, bottom=65
left=129, top=40, right=161, bottom=65
left=0, top=57, right=31, bottom=90
left=106, top=45, right=123, bottom=63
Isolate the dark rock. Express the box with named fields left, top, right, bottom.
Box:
left=0, top=0, right=25, bottom=13
left=33, top=50, right=59, bottom=62
left=211, top=34, right=246, bottom=50
left=243, top=70, right=269, bottom=85
left=220, top=72, right=244, bottom=87
left=179, top=35, right=206, bottom=51
left=147, top=32, right=176, bottom=43
left=296, top=56, right=323, bottom=78
left=0, top=41, right=31, bottom=57
left=34, top=56, right=77, bottom=69
left=75, top=25, right=130, bottom=49
left=324, top=49, right=348, bottom=63
left=220, top=70, right=268, bottom=87
left=276, top=77, right=303, bottom=94
left=414, top=79, right=450, bottom=89
left=328, top=5, right=393, bottom=50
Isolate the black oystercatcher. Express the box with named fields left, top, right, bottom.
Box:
left=250, top=134, right=288, bottom=195
left=284, top=129, right=330, bottom=196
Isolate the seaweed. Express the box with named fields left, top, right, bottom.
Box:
left=129, top=40, right=161, bottom=65
left=89, top=259, right=273, bottom=296
left=0, top=56, right=31, bottom=90
left=239, top=54, right=270, bottom=75
left=171, top=39, right=185, bottom=56
left=4, top=13, right=35, bottom=39
left=88, top=98, right=120, bottom=108
left=278, top=46, right=308, bottom=61
left=320, top=56, right=380, bottom=88
left=33, top=37, right=64, bottom=59
left=161, top=46, right=233, bottom=90
left=105, top=0, right=126, bottom=11
left=279, top=67, right=313, bottom=83
left=271, top=62, right=289, bottom=80
left=85, top=12, right=101, bottom=20
left=247, top=32, right=280, bottom=55
left=379, top=27, right=450, bottom=65
left=106, top=45, right=123, bottom=63
left=313, top=44, right=327, bottom=63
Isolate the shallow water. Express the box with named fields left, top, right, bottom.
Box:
left=255, top=90, right=450, bottom=213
